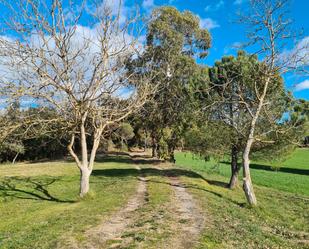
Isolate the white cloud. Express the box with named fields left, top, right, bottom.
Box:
left=204, top=6, right=211, bottom=12
left=224, top=42, right=242, bottom=54
left=205, top=0, right=224, bottom=12
left=142, top=0, right=155, bottom=9
left=281, top=36, right=309, bottom=68
left=234, top=0, right=246, bottom=5
left=199, top=18, right=220, bottom=30
left=295, top=80, right=309, bottom=91
left=0, top=19, right=143, bottom=104
left=231, top=42, right=242, bottom=48
left=86, top=0, right=130, bottom=25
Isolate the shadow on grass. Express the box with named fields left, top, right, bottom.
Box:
left=221, top=161, right=309, bottom=176
left=0, top=177, right=75, bottom=203
left=95, top=153, right=163, bottom=165
left=93, top=167, right=218, bottom=182
left=92, top=167, right=245, bottom=206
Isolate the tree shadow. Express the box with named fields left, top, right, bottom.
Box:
left=0, top=177, right=75, bottom=203
left=221, top=161, right=309, bottom=176
left=142, top=178, right=245, bottom=207
left=93, top=152, right=165, bottom=165
left=93, top=167, right=243, bottom=206
left=103, top=165, right=230, bottom=185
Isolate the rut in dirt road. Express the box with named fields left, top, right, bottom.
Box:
left=80, top=152, right=205, bottom=249
left=84, top=165, right=148, bottom=249
left=169, top=176, right=205, bottom=248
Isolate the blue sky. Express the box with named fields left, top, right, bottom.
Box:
left=139, top=0, right=309, bottom=100
left=0, top=0, right=308, bottom=101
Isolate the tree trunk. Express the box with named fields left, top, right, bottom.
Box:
left=168, top=145, right=175, bottom=163
left=80, top=168, right=91, bottom=197
left=12, top=152, right=19, bottom=164
left=228, top=145, right=239, bottom=189
left=144, top=136, right=147, bottom=152
left=68, top=123, right=103, bottom=198
left=242, top=138, right=257, bottom=206
left=152, top=136, right=158, bottom=158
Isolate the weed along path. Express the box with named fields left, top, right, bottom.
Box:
left=83, top=151, right=205, bottom=249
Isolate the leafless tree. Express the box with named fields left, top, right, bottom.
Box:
left=236, top=0, right=308, bottom=205
left=0, top=0, right=156, bottom=197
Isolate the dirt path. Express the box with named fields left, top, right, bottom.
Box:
left=84, top=165, right=148, bottom=249
left=168, top=175, right=205, bottom=248
left=148, top=162, right=205, bottom=249
left=81, top=152, right=205, bottom=249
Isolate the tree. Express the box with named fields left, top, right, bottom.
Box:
left=114, top=122, right=135, bottom=150
left=209, top=52, right=289, bottom=189
left=0, top=103, right=67, bottom=162
left=128, top=6, right=211, bottom=161
left=0, top=0, right=154, bottom=197
left=189, top=51, right=298, bottom=190
left=233, top=0, right=308, bottom=205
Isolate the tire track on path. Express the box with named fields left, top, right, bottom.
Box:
left=84, top=164, right=148, bottom=249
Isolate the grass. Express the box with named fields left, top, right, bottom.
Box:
left=174, top=148, right=309, bottom=249
left=116, top=167, right=174, bottom=249
left=0, top=157, right=139, bottom=249
left=0, top=149, right=308, bottom=248
left=175, top=148, right=309, bottom=196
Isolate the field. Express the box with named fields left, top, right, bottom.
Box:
left=174, top=148, right=309, bottom=248
left=175, top=148, right=309, bottom=196
left=0, top=149, right=308, bottom=248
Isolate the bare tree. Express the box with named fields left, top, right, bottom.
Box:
left=0, top=0, right=155, bottom=197
left=236, top=0, right=308, bottom=205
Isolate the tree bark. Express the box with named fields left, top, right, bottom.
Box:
left=242, top=137, right=257, bottom=206
left=152, top=136, right=158, bottom=158
left=168, top=144, right=175, bottom=163
left=80, top=167, right=91, bottom=197
left=12, top=152, right=19, bottom=164
left=67, top=123, right=103, bottom=198
left=228, top=145, right=239, bottom=189
left=241, top=75, right=271, bottom=206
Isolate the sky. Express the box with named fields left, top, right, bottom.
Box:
left=137, top=0, right=309, bottom=100
left=0, top=0, right=308, bottom=102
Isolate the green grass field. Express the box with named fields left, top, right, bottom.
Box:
left=0, top=158, right=140, bottom=249
left=175, top=148, right=309, bottom=196
left=0, top=149, right=308, bottom=248
left=175, top=148, right=309, bottom=248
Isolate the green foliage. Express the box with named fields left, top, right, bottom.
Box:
left=127, top=6, right=211, bottom=160
left=0, top=104, right=68, bottom=162
left=116, top=123, right=135, bottom=141
left=113, top=123, right=135, bottom=151
left=0, top=142, right=25, bottom=162
left=186, top=51, right=300, bottom=163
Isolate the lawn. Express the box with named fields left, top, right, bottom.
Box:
left=175, top=148, right=309, bottom=248
left=175, top=148, right=309, bottom=196
left=0, top=156, right=140, bottom=249
left=0, top=149, right=308, bottom=249
left=0, top=155, right=178, bottom=249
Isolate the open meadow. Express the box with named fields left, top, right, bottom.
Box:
left=0, top=149, right=308, bottom=248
